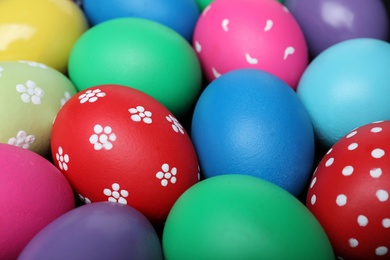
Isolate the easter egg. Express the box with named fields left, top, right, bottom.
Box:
left=82, top=0, right=200, bottom=41
left=306, top=121, right=390, bottom=259
left=285, top=0, right=389, bottom=58
left=68, top=17, right=202, bottom=118
left=0, top=0, right=88, bottom=73
left=51, top=84, right=199, bottom=226
left=0, top=144, right=74, bottom=260
left=19, top=202, right=163, bottom=260
left=191, top=69, right=314, bottom=196
left=0, top=61, right=78, bottom=156
left=193, top=0, right=308, bottom=89
left=297, top=38, right=390, bottom=149
left=163, top=174, right=334, bottom=259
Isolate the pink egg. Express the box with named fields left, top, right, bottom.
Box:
left=0, top=144, right=75, bottom=259
left=193, top=0, right=308, bottom=89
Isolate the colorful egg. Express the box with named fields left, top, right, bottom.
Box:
left=0, top=144, right=74, bottom=260
left=163, top=174, right=334, bottom=259
left=306, top=121, right=390, bottom=259
left=82, top=0, right=200, bottom=41
left=285, top=0, right=389, bottom=57
left=191, top=69, right=314, bottom=196
left=51, top=84, right=199, bottom=226
left=297, top=38, right=390, bottom=149
left=193, top=0, right=308, bottom=89
left=19, top=202, right=163, bottom=260
left=0, top=0, right=88, bottom=73
left=0, top=61, right=78, bottom=156
left=68, top=17, right=202, bottom=118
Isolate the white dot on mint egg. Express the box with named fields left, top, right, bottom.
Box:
left=371, top=127, right=382, bottom=133
left=348, top=238, right=359, bottom=248
left=376, top=246, right=388, bottom=256
left=336, top=194, right=347, bottom=206
left=310, top=177, right=317, bottom=188
left=370, top=168, right=382, bottom=178
left=325, top=157, right=334, bottom=167
left=382, top=218, right=390, bottom=228
left=311, top=194, right=316, bottom=205
left=372, top=148, right=385, bottom=159
left=357, top=215, right=368, bottom=227
left=376, top=190, right=389, bottom=202
left=346, top=131, right=357, bottom=138
left=348, top=143, right=358, bottom=150
left=342, top=166, right=354, bottom=176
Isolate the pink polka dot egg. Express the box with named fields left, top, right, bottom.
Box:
left=193, top=0, right=308, bottom=89
left=306, top=120, right=390, bottom=259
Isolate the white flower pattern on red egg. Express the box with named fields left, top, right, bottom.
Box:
left=129, top=106, right=152, bottom=124
left=156, top=163, right=177, bottom=187
left=56, top=146, right=70, bottom=171
left=103, top=183, right=129, bottom=204
left=166, top=114, right=184, bottom=134
left=89, top=124, right=116, bottom=150
left=79, top=89, right=106, bottom=104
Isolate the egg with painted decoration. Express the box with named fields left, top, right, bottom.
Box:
left=306, top=120, right=390, bottom=259
left=50, top=84, right=199, bottom=226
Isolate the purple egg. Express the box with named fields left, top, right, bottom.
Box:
left=19, top=202, right=163, bottom=260
left=284, top=0, right=389, bottom=57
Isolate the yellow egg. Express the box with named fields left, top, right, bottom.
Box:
left=0, top=0, right=88, bottom=73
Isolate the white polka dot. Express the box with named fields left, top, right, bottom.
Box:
left=357, top=215, right=368, bottom=227
left=346, top=131, right=357, bottom=138
left=376, top=246, right=388, bottom=256
left=376, top=190, right=389, bottom=202
left=382, top=218, right=390, bottom=228
left=349, top=238, right=359, bottom=248
left=311, top=195, right=316, bottom=205
left=370, top=168, right=382, bottom=178
left=325, top=157, right=334, bottom=167
left=310, top=177, right=317, bottom=188
left=348, top=143, right=358, bottom=150
left=336, top=194, right=347, bottom=206
left=342, top=166, right=354, bottom=176
left=372, top=148, right=385, bottom=159
left=326, top=148, right=333, bottom=155
left=373, top=120, right=384, bottom=124
left=371, top=127, right=382, bottom=133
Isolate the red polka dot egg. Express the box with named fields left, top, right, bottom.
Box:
left=51, top=84, right=199, bottom=226
left=306, top=120, right=390, bottom=259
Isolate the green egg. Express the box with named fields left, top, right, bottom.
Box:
left=0, top=61, right=77, bottom=156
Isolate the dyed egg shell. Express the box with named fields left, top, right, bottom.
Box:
left=193, top=0, right=308, bottom=89
left=297, top=38, right=390, bottom=149
left=163, top=174, right=334, bottom=259
left=82, top=0, right=200, bottom=41
left=51, top=85, right=199, bottom=226
left=0, top=144, right=74, bottom=260
left=285, top=0, right=389, bottom=58
left=191, top=69, right=315, bottom=196
left=0, top=61, right=77, bottom=156
left=306, top=121, right=390, bottom=259
left=19, top=202, right=163, bottom=260
left=0, top=0, right=88, bottom=73
left=68, top=18, right=202, bottom=118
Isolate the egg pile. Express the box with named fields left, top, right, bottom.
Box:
left=0, top=0, right=389, bottom=259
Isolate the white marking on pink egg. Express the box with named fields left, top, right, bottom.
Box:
left=372, top=148, right=385, bottom=159
left=370, top=168, right=382, bottom=178
left=325, top=157, right=334, bottom=167
left=336, top=194, right=347, bottom=206
left=212, top=67, right=221, bottom=78
left=245, top=53, right=258, bottom=64
left=195, top=41, right=202, bottom=53
left=264, top=19, right=273, bottom=31
left=348, top=238, right=359, bottom=248
left=222, top=19, right=229, bottom=32
left=357, top=215, right=368, bottom=227
left=342, top=165, right=354, bottom=176
left=376, top=246, right=388, bottom=256
left=376, top=189, right=389, bottom=202
left=348, top=143, right=358, bottom=150
left=284, top=46, right=295, bottom=60
left=382, top=218, right=390, bottom=228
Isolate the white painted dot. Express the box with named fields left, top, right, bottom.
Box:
left=371, top=127, right=383, bottom=133
left=325, top=157, right=334, bottom=167
left=346, top=131, right=357, bottom=138
left=336, top=194, right=347, bottom=206
left=382, top=218, right=390, bottom=228
left=370, top=168, right=382, bottom=178
left=372, top=148, right=385, bottom=159
left=342, top=166, right=354, bottom=176
left=326, top=148, right=333, bottom=155
left=376, top=246, right=388, bottom=256
left=310, top=177, right=317, bottom=189
left=311, top=194, right=316, bottom=205
left=373, top=120, right=384, bottom=124
left=348, top=143, right=358, bottom=150
left=376, top=189, right=389, bottom=202
left=357, top=215, right=368, bottom=227
left=349, top=238, right=359, bottom=248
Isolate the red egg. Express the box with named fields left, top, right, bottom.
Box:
left=306, top=121, right=390, bottom=259
left=51, top=85, right=199, bottom=226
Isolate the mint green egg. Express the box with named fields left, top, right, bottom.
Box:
left=0, top=61, right=77, bottom=156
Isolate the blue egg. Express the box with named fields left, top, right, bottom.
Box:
left=297, top=38, right=390, bottom=148
left=82, top=0, right=200, bottom=41
left=191, top=69, right=315, bottom=196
